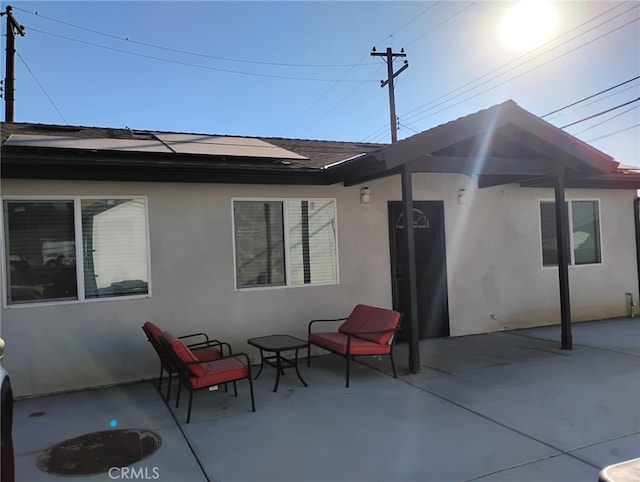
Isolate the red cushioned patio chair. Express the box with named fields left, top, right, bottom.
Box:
left=142, top=321, right=231, bottom=401
left=160, top=331, right=255, bottom=423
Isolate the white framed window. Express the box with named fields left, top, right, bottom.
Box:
left=539, top=199, right=602, bottom=267
left=232, top=198, right=338, bottom=290
left=3, top=197, right=151, bottom=306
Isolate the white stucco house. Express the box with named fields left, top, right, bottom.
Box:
left=2, top=100, right=639, bottom=397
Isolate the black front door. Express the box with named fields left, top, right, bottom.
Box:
left=388, top=201, right=450, bottom=342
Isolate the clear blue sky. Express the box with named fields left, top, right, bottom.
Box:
left=3, top=1, right=639, bottom=166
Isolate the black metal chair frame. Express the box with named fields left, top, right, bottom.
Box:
left=142, top=324, right=231, bottom=401
left=160, top=336, right=256, bottom=423
left=307, top=318, right=402, bottom=387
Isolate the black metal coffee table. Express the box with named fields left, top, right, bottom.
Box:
left=247, top=334, right=309, bottom=392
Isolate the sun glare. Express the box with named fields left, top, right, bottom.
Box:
left=499, top=1, right=559, bottom=52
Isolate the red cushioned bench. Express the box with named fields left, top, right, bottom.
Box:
left=307, top=304, right=402, bottom=387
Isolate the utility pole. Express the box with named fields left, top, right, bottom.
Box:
left=2, top=5, right=26, bottom=122
left=371, top=47, right=408, bottom=143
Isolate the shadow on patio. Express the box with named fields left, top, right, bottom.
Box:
left=12, top=318, right=640, bottom=482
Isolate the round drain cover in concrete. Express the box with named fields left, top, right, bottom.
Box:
left=37, top=429, right=161, bottom=476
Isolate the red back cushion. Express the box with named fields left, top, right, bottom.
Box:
left=338, top=304, right=373, bottom=334
left=161, top=331, right=206, bottom=377
left=143, top=322, right=163, bottom=347
left=356, top=308, right=401, bottom=344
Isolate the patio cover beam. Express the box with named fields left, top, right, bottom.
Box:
left=519, top=174, right=640, bottom=190
left=341, top=155, right=559, bottom=187
left=478, top=175, right=549, bottom=188
left=403, top=155, right=557, bottom=176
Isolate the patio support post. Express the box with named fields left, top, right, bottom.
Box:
left=633, top=198, right=640, bottom=298
left=553, top=166, right=573, bottom=349
left=401, top=165, right=421, bottom=373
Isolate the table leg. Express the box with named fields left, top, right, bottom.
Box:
left=254, top=349, right=265, bottom=380
left=273, top=351, right=282, bottom=392
left=294, top=348, right=308, bottom=387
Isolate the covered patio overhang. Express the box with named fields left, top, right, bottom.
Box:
left=330, top=100, right=640, bottom=373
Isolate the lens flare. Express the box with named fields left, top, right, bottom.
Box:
left=499, top=1, right=559, bottom=52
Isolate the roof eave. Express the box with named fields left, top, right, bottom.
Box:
left=0, top=149, right=330, bottom=185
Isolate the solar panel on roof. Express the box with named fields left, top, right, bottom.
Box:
left=4, top=134, right=172, bottom=153
left=155, top=133, right=308, bottom=160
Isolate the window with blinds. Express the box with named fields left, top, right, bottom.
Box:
left=3, top=198, right=150, bottom=305
left=233, top=199, right=338, bottom=290
left=539, top=199, right=602, bottom=267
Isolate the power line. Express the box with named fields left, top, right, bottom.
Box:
left=16, top=51, right=67, bottom=123
left=362, top=126, right=390, bottom=143
left=386, top=1, right=442, bottom=40
left=361, top=1, right=638, bottom=139
left=13, top=6, right=377, bottom=69
left=28, top=27, right=379, bottom=83
left=542, top=75, right=640, bottom=118
left=369, top=128, right=392, bottom=143
left=560, top=98, right=640, bottom=129
left=404, top=1, right=478, bottom=48
left=403, top=16, right=640, bottom=128
left=402, top=5, right=639, bottom=125
left=281, top=50, right=384, bottom=136
left=16, top=2, right=437, bottom=139
left=282, top=1, right=445, bottom=136
left=295, top=64, right=384, bottom=138
left=14, top=2, right=449, bottom=138
left=572, top=104, right=639, bottom=135
left=544, top=82, right=640, bottom=121
left=585, top=123, right=640, bottom=142
left=398, top=118, right=420, bottom=134
left=306, top=0, right=455, bottom=134
left=358, top=2, right=479, bottom=142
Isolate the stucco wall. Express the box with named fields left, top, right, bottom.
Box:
left=428, top=176, right=638, bottom=335
left=1, top=179, right=395, bottom=396
left=1, top=177, right=637, bottom=397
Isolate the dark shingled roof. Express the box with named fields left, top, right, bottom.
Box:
left=3, top=101, right=639, bottom=189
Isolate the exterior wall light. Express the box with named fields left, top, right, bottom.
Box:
left=360, top=186, right=371, bottom=205
left=457, top=188, right=467, bottom=204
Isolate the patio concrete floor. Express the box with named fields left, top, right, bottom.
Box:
left=13, top=318, right=640, bottom=482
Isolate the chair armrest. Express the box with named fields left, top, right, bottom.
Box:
left=178, top=332, right=209, bottom=344
left=179, top=333, right=233, bottom=356
left=308, top=317, right=347, bottom=334
left=180, top=352, right=251, bottom=367
left=344, top=326, right=401, bottom=351
left=187, top=339, right=233, bottom=356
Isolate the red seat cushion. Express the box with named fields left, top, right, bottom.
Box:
left=338, top=304, right=373, bottom=335
left=355, top=308, right=401, bottom=344
left=188, top=357, right=249, bottom=390
left=309, top=332, right=391, bottom=356
left=162, top=331, right=206, bottom=377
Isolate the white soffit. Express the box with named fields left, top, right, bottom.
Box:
left=155, top=133, right=309, bottom=160
left=4, top=134, right=172, bottom=153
